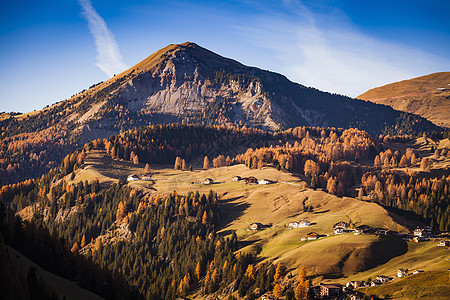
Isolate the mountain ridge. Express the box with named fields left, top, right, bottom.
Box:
left=358, top=72, right=450, bottom=128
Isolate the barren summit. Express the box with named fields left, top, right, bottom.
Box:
left=89, top=42, right=439, bottom=134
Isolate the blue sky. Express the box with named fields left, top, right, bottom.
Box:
left=1, top=0, right=449, bottom=113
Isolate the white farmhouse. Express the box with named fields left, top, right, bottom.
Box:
left=127, top=174, right=140, bottom=181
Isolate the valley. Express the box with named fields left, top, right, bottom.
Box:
left=0, top=43, right=449, bottom=300
left=6, top=128, right=442, bottom=299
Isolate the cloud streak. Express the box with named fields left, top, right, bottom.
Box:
left=79, top=0, right=127, bottom=77
left=233, top=0, right=450, bottom=97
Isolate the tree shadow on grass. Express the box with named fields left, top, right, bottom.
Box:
left=218, top=196, right=250, bottom=230
left=383, top=205, right=428, bottom=230
left=313, top=209, right=330, bottom=214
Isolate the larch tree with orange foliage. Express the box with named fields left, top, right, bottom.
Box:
left=273, top=283, right=282, bottom=299
left=203, top=156, right=209, bottom=169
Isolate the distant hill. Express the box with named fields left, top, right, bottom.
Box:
left=358, top=72, right=450, bottom=128
left=0, top=42, right=441, bottom=186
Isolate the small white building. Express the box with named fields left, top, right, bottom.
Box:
left=299, top=220, right=310, bottom=227
left=204, top=178, right=214, bottom=185
left=249, top=222, right=264, bottom=231
left=258, top=179, right=273, bottom=185
left=289, top=220, right=310, bottom=228
left=127, top=174, right=140, bottom=181
left=438, top=240, right=450, bottom=247
left=334, top=228, right=344, bottom=235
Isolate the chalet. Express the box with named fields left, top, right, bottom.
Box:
left=141, top=173, right=152, bottom=180
left=333, top=221, right=349, bottom=229
left=127, top=174, right=140, bottom=181
left=289, top=220, right=310, bottom=228
left=397, top=268, right=409, bottom=278
left=438, top=240, right=450, bottom=247
left=412, top=269, right=424, bottom=274
left=289, top=221, right=300, bottom=228
left=258, top=179, right=273, bottom=185
left=244, top=176, right=258, bottom=185
left=299, top=220, right=310, bottom=227
left=354, top=225, right=373, bottom=235
left=345, top=281, right=364, bottom=289
left=370, top=279, right=382, bottom=286
left=318, top=283, right=343, bottom=297
left=414, top=226, right=432, bottom=237
left=309, top=285, right=321, bottom=298
left=204, top=178, right=214, bottom=185
left=306, top=232, right=320, bottom=240
left=232, top=176, right=242, bottom=181
left=376, top=275, right=390, bottom=283
left=249, top=222, right=264, bottom=231
left=334, top=228, right=344, bottom=234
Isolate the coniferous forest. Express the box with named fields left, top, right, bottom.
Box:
left=0, top=122, right=449, bottom=300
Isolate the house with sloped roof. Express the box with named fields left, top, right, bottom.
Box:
left=127, top=174, right=140, bottom=181
left=306, top=232, right=320, bottom=240
left=244, top=176, right=258, bottom=184
left=249, top=222, right=264, bottom=231
left=204, top=178, right=214, bottom=185
left=333, top=221, right=349, bottom=229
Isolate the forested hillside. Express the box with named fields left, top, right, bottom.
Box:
left=1, top=122, right=449, bottom=299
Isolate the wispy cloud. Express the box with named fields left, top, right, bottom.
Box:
left=233, top=0, right=450, bottom=97
left=79, top=0, right=128, bottom=77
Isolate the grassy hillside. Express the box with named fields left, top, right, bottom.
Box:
left=360, top=270, right=450, bottom=299
left=358, top=72, right=450, bottom=100
left=322, top=240, right=449, bottom=284
left=358, top=72, right=450, bottom=127
left=70, top=150, right=426, bottom=283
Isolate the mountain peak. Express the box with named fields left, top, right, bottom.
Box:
left=177, top=41, right=199, bottom=48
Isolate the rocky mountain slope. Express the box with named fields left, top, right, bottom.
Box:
left=83, top=42, right=440, bottom=134
left=0, top=42, right=442, bottom=186
left=358, top=72, right=450, bottom=128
